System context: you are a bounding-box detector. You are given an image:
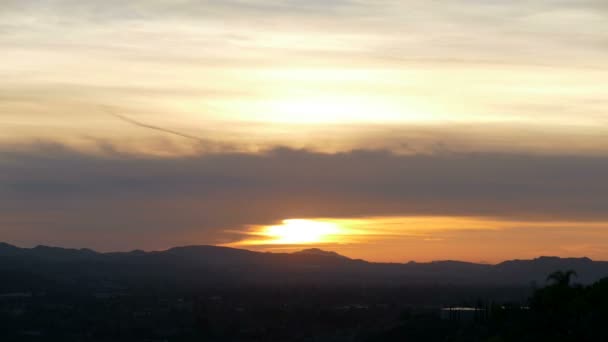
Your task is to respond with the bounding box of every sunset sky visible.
[2,0,608,263]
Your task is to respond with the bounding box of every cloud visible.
[2,0,607,155]
[1,0,608,256]
[2,144,608,250]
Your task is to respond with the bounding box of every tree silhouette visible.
[547,270,577,287]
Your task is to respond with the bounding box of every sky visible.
[1,0,608,263]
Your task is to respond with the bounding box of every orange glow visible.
[228,217,608,263]
[234,216,498,247]
[265,219,340,244]
[238,219,350,245]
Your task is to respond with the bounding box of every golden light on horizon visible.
[259,219,342,245]
[227,216,608,263]
[233,216,495,248]
[229,218,372,248]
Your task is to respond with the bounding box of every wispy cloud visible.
[1,0,607,155]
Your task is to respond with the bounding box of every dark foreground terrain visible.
[1,243,607,341]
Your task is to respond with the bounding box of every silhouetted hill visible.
[293,248,350,259]
[495,256,601,284]
[1,242,608,292]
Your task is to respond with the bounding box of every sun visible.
[231,218,365,247]
[261,219,341,244]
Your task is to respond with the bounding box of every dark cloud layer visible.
[2,144,608,250]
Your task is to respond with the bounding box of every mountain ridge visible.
[1,241,600,264]
[1,242,607,288]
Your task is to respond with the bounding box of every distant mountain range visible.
[1,243,607,293]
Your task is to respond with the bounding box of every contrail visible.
[102,107,235,152]
[108,112,205,142]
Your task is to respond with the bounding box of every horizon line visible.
[0,241,598,265]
